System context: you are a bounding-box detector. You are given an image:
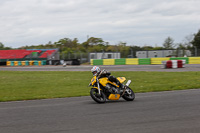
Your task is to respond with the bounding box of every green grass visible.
[0,71,200,102]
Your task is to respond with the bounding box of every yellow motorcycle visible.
[89,70,135,103]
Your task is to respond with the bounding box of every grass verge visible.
[0,71,200,102]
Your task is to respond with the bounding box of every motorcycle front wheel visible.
[90,88,106,103]
[122,87,135,101]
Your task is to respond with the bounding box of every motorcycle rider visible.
[91,66,125,91]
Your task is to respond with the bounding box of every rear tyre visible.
[122,87,135,101]
[90,88,106,103]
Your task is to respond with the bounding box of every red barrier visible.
[177,60,183,68]
[163,60,184,69]
[166,60,172,68]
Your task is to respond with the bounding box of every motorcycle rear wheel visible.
[122,87,135,101]
[90,88,106,103]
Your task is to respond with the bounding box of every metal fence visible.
[126,49,200,58]
[60,49,200,63]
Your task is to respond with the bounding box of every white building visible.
[89,52,120,60]
[136,50,191,58]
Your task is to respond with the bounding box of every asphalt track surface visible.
[1,64,200,71]
[0,89,200,133]
[0,64,200,133]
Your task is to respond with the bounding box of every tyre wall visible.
[6,60,46,66]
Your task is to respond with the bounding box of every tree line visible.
[1,29,200,58]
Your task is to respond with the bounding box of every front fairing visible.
[91,76,97,86]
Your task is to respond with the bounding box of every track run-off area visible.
[0,64,200,133]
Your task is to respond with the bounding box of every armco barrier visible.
[90,59,93,65]
[151,58,170,65]
[103,59,115,65]
[91,57,200,66]
[189,57,200,64]
[139,58,151,65]
[126,58,138,65]
[93,59,103,65]
[115,58,126,65]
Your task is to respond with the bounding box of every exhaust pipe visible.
[126,80,131,86]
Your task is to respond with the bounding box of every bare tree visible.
[163,37,176,49]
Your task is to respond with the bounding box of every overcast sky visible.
[0,0,200,48]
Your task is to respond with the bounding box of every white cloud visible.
[0,0,200,48]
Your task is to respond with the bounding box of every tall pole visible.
[194,46,197,56]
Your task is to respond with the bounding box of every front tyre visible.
[90,88,106,103]
[122,87,135,101]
